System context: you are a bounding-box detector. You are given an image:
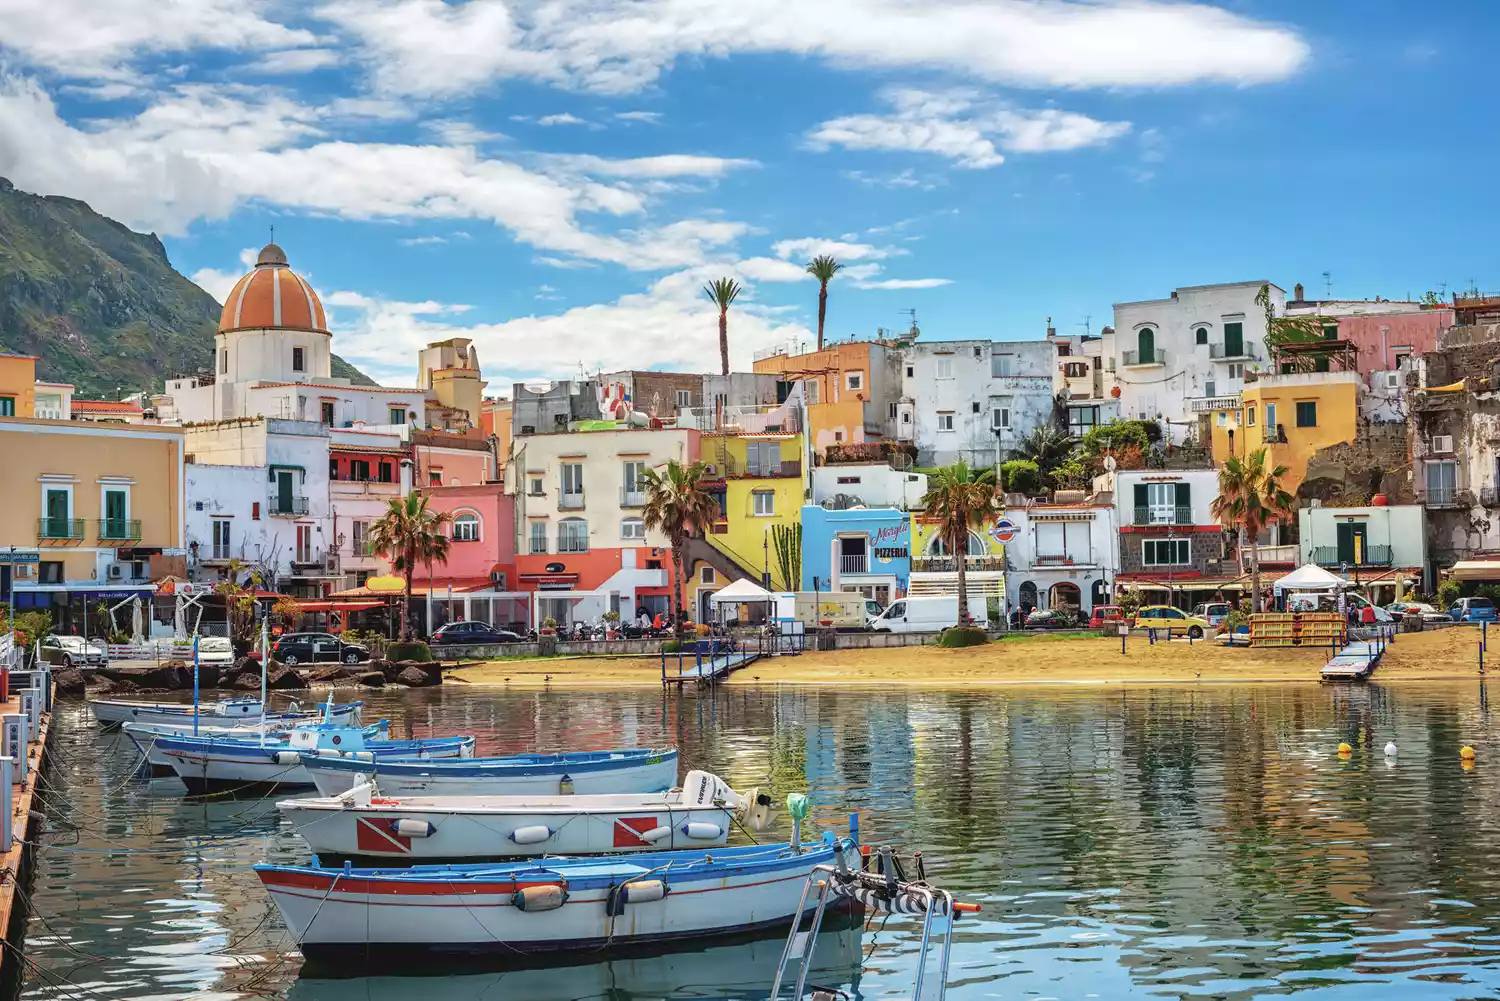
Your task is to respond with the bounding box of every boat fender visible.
[508,825,554,845]
[394,819,434,838]
[351,751,374,762]
[606,879,669,915]
[638,826,672,843]
[275,751,302,766]
[681,822,724,840]
[513,884,568,912]
[559,774,574,795]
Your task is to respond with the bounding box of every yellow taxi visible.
[1133,605,1211,638]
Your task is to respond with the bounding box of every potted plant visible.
[540,616,558,637]
[602,610,621,639]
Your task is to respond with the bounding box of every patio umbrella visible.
[131,597,145,645]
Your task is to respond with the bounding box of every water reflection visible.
[20,681,1500,1000]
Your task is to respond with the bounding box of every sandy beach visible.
[447,626,1492,687]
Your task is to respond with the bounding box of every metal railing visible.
[839,554,868,574]
[559,491,585,511]
[267,494,310,516]
[620,487,647,508]
[910,556,1007,572]
[675,403,801,434]
[1483,486,1500,507]
[1312,545,1393,567]
[1420,486,1462,507]
[98,518,142,541]
[38,518,84,540]
[1188,395,1242,413]
[1256,543,1300,564]
[557,535,589,554]
[1133,505,1192,526]
[1208,343,1256,360]
[1122,349,1167,367]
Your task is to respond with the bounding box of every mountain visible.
[0,178,374,398]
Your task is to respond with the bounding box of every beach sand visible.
[447,626,1490,688]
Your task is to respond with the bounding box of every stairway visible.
[683,536,761,585]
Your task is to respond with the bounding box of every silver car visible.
[38,635,108,668]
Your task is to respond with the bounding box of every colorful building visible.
[328,427,408,589]
[1209,371,1361,497]
[801,505,911,606]
[417,338,485,430]
[0,352,39,417]
[1111,467,1240,607]
[1001,497,1118,615]
[753,341,901,454]
[908,511,1006,608]
[420,484,527,632]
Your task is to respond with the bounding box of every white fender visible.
[275,751,301,766]
[681,822,724,840]
[394,819,433,838]
[513,885,567,912]
[509,825,554,845]
[621,880,667,903]
[639,825,672,843]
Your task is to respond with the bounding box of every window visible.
[714,392,728,412]
[452,512,480,541]
[1247,405,1257,427]
[905,365,914,378]
[991,354,1013,377]
[1204,380,1216,398]
[845,371,864,392]
[1265,402,1278,434]
[1216,411,1228,427]
[0,396,13,417]
[971,402,981,414]
[1322,324,1339,341]
[38,561,63,584]
[529,521,547,554]
[251,502,260,520]
[378,462,393,483]
[1136,481,1189,524]
[329,458,339,480]
[993,408,1011,429]
[351,459,371,481]
[1142,539,1191,566]
[529,476,545,496]
[1063,362,1088,378]
[1068,406,1099,437]
[937,413,955,432]
[621,517,645,540]
[753,491,775,517]
[700,566,716,584]
[389,407,405,425]
[888,402,898,420]
[293,347,306,372]
[320,401,335,426]
[1195,326,1208,345]
[833,430,844,442]
[220,349,228,374]
[676,389,692,408]
[1137,327,1156,363]
[42,486,71,538]
[1426,460,1457,504]
[746,440,781,476]
[103,487,129,538]
[561,463,584,501]
[557,518,588,552]
[295,524,313,563]
[1056,343,1071,357]
[803,380,819,405]
[428,471,441,487]
[935,358,955,379]
[351,520,368,556]
[211,518,231,560]
[902,412,911,425]
[1296,401,1317,427]
[837,476,862,484]
[1222,321,1244,357]
[622,460,646,498]
[1227,362,1245,380]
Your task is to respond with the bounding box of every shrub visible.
[1437,579,1461,609]
[1001,459,1043,495]
[937,626,989,648]
[661,639,684,653]
[387,640,433,662]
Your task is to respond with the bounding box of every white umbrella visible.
[131,597,145,645]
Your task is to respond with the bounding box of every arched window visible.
[927,531,986,557]
[1137,327,1156,364]
[621,517,645,541]
[558,518,589,553]
[1195,326,1209,345]
[451,512,481,542]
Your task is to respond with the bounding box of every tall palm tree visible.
[640,459,719,637]
[1211,448,1296,613]
[1013,424,1075,475]
[702,278,742,376]
[805,255,843,351]
[368,492,452,641]
[920,461,1001,626]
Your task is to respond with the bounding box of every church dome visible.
[218,242,328,335]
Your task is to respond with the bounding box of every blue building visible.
[801,505,911,606]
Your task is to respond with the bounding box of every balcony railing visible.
[1312,545,1393,567]
[839,554,869,574]
[98,519,142,541]
[1483,486,1500,507]
[1133,505,1193,526]
[38,517,84,541]
[1420,486,1467,508]
[1267,423,1289,444]
[557,536,589,554]
[675,403,801,434]
[620,487,647,508]
[1208,343,1257,360]
[1122,349,1167,367]
[1256,543,1300,564]
[1188,395,1242,413]
[744,459,802,479]
[559,491,585,511]
[910,556,1007,573]
[1034,554,1089,567]
[267,494,310,516]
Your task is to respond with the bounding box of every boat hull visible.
[91,698,359,731]
[164,737,474,794]
[257,836,856,961]
[304,749,679,798]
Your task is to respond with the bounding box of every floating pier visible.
[1320,634,1390,681]
[0,661,56,984]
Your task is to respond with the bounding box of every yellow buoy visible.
[1461,745,1477,761]
[1338,742,1353,755]
[1463,759,1477,772]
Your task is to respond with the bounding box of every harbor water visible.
[19,681,1500,1000]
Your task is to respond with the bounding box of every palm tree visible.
[920,461,1001,626]
[702,278,742,376]
[1013,424,1075,475]
[805,255,843,351]
[368,492,452,641]
[640,459,719,637]
[1211,448,1296,613]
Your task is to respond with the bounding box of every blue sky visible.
[0,1,1488,389]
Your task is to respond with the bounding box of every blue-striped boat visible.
[302,746,679,798]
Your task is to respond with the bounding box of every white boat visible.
[123,719,389,773]
[90,696,361,731]
[255,831,859,962]
[277,770,776,862]
[301,747,680,798]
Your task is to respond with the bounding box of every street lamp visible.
[763,529,771,591]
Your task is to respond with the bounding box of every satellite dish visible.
[1103,455,1118,472]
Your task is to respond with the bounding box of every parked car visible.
[1134,605,1210,639]
[1025,608,1075,630]
[37,635,107,668]
[869,595,985,633]
[1450,597,1499,623]
[272,632,370,666]
[1386,601,1451,625]
[431,622,525,645]
[1088,605,1125,629]
[1190,602,1232,628]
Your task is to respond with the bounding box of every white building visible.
[1001,495,1119,616]
[1051,328,1120,438]
[811,462,928,509]
[329,427,412,589]
[1113,282,1285,444]
[899,339,1055,468]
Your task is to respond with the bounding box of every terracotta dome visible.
[218,242,328,334]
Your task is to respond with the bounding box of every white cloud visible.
[426,120,506,145]
[615,110,662,123]
[844,168,941,190]
[252,48,343,75]
[771,237,896,262]
[733,257,811,283]
[536,113,586,126]
[540,153,757,178]
[399,235,447,245]
[854,277,952,290]
[809,88,1130,168]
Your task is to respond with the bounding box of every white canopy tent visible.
[1272,563,1348,595]
[709,578,776,625]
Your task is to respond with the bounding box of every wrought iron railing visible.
[98,518,142,541]
[1312,545,1393,567]
[1133,505,1192,526]
[910,556,1006,572]
[38,518,84,540]
[267,494,310,516]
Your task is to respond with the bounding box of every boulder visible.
[112,679,141,694]
[54,668,87,698]
[392,660,443,686]
[232,672,262,691]
[307,665,350,684]
[356,671,386,688]
[267,664,307,690]
[394,666,436,687]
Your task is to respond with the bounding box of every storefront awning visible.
[1449,560,1500,582]
[296,600,384,612]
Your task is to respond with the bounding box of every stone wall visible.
[1118,530,1227,575]
[1302,423,1415,504]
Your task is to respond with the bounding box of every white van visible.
[870,595,987,633]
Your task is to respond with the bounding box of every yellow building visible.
[752,341,898,454]
[418,337,486,429]
[0,352,40,417]
[1209,371,1361,495]
[1,416,186,631]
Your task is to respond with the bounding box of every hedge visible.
[937,626,990,648]
[387,641,434,663]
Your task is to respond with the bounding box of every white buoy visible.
[1385,742,1398,757]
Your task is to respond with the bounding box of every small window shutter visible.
[1133,484,1147,508]
[1175,482,1190,509]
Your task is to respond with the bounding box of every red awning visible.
[296,600,385,611]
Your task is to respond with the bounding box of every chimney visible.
[1294,282,1305,301]
[1101,326,1114,336]
[1046,316,1056,339]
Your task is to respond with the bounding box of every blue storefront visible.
[801,505,911,606]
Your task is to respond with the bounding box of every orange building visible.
[753,342,901,454]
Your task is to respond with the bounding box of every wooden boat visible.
[124,720,389,774]
[301,747,680,798]
[255,832,858,961]
[90,696,361,731]
[160,724,476,794]
[277,770,776,863]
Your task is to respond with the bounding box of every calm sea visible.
[18,682,1500,1000]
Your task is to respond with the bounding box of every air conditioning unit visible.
[14,565,34,579]
[324,555,338,572]
[703,463,718,475]
[1386,372,1401,389]
[107,564,124,580]
[490,570,506,587]
[1432,435,1454,454]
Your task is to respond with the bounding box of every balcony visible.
[1312,545,1393,567]
[839,554,869,574]
[1266,424,1289,444]
[1122,349,1167,368]
[1208,343,1258,360]
[744,459,802,479]
[330,479,400,496]
[911,556,1007,573]
[98,519,142,542]
[1034,553,1092,568]
[675,403,801,434]
[38,517,84,541]
[1133,505,1193,526]
[1256,543,1300,565]
[1420,487,1470,509]
[1483,486,1500,507]
[1188,395,1242,413]
[268,494,310,516]
[557,536,589,554]
[620,487,647,508]
[559,491,585,511]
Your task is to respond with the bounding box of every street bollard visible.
[0,756,12,852]
[2,715,25,786]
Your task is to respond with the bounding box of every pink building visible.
[413,429,494,488]
[426,484,516,589]
[1335,308,1454,375]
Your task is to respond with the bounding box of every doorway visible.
[1336,522,1367,565]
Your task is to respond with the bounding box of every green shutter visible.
[1175,482,1190,509]
[1134,484,1147,507]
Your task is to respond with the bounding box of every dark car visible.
[1025,608,1075,630]
[272,632,369,666]
[431,621,525,645]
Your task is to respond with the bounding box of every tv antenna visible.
[1081,312,1092,337]
[900,308,920,339]
[1322,271,1332,299]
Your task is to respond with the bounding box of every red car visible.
[1089,605,1124,629]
